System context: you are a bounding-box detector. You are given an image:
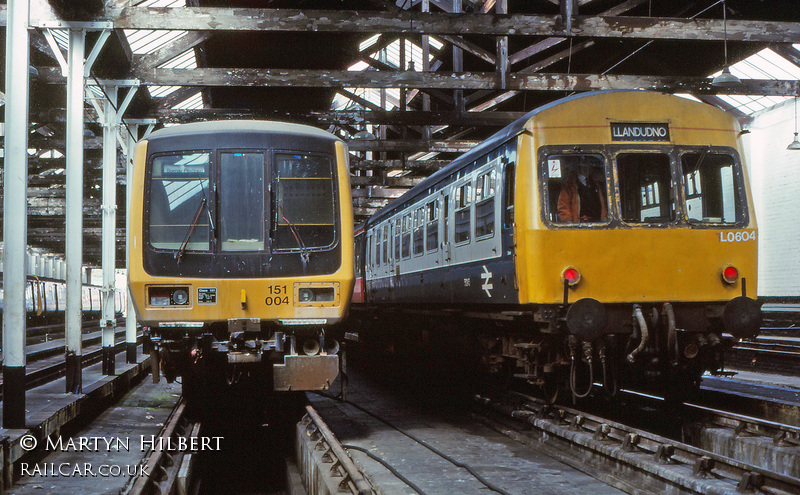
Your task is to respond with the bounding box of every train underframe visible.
[352,296,761,402]
[490,300,746,402]
[147,320,341,399]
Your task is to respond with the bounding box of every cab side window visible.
[544,153,607,225]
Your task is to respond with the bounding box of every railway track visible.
[298,405,374,495]
[124,400,202,495]
[720,302,800,374]
[122,397,374,495]
[727,335,800,375]
[681,402,800,476]
[474,392,800,494]
[22,317,127,345]
[760,303,800,334]
[0,330,140,401]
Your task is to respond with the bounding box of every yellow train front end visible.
[128,121,354,393]
[513,91,760,395]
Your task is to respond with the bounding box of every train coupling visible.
[722,296,762,339]
[227,338,263,364]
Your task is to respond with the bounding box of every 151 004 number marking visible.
[719,231,756,243]
[266,285,289,305]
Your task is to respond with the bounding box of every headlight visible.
[172,289,189,305]
[298,288,314,302]
[147,286,190,307]
[294,283,339,306]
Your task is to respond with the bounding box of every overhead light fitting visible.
[396,60,424,85]
[712,67,741,88]
[397,4,423,86]
[788,96,800,151]
[352,130,376,140]
[711,0,741,88]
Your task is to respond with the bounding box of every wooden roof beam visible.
[348,139,479,153]
[508,0,647,66]
[350,159,451,171]
[100,8,800,43]
[91,67,800,96]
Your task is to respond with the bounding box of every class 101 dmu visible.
[353,90,761,401]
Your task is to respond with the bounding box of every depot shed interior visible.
[0,0,799,296]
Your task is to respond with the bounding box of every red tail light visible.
[721,265,739,284]
[562,267,581,287]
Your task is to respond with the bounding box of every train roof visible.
[366,89,721,226]
[146,120,341,142]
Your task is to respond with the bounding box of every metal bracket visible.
[42,26,112,78]
[37,21,114,30]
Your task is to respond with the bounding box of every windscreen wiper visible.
[279,204,309,263]
[175,197,207,264]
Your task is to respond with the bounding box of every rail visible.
[475,392,800,494]
[299,405,373,495]
[125,400,199,495]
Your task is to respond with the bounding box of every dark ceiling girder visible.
[77,67,800,96]
[436,34,496,65]
[351,159,451,171]
[183,110,525,127]
[348,139,479,152]
[351,176,423,187]
[101,8,800,43]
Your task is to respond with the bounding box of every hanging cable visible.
[602,0,725,75]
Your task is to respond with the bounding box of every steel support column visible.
[2,0,31,429]
[65,28,86,393]
[101,85,118,375]
[56,27,111,391]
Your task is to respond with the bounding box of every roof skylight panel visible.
[172,92,204,110]
[710,47,799,115]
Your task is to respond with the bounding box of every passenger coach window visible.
[394,221,401,260]
[413,207,425,256]
[402,214,411,259]
[220,152,265,250]
[426,200,439,252]
[273,153,335,250]
[681,151,742,224]
[476,170,496,238]
[455,182,472,243]
[375,228,382,265]
[382,224,389,264]
[25,283,35,312]
[148,152,211,250]
[544,153,607,225]
[617,153,675,224]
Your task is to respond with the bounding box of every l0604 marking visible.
[719,231,756,243]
